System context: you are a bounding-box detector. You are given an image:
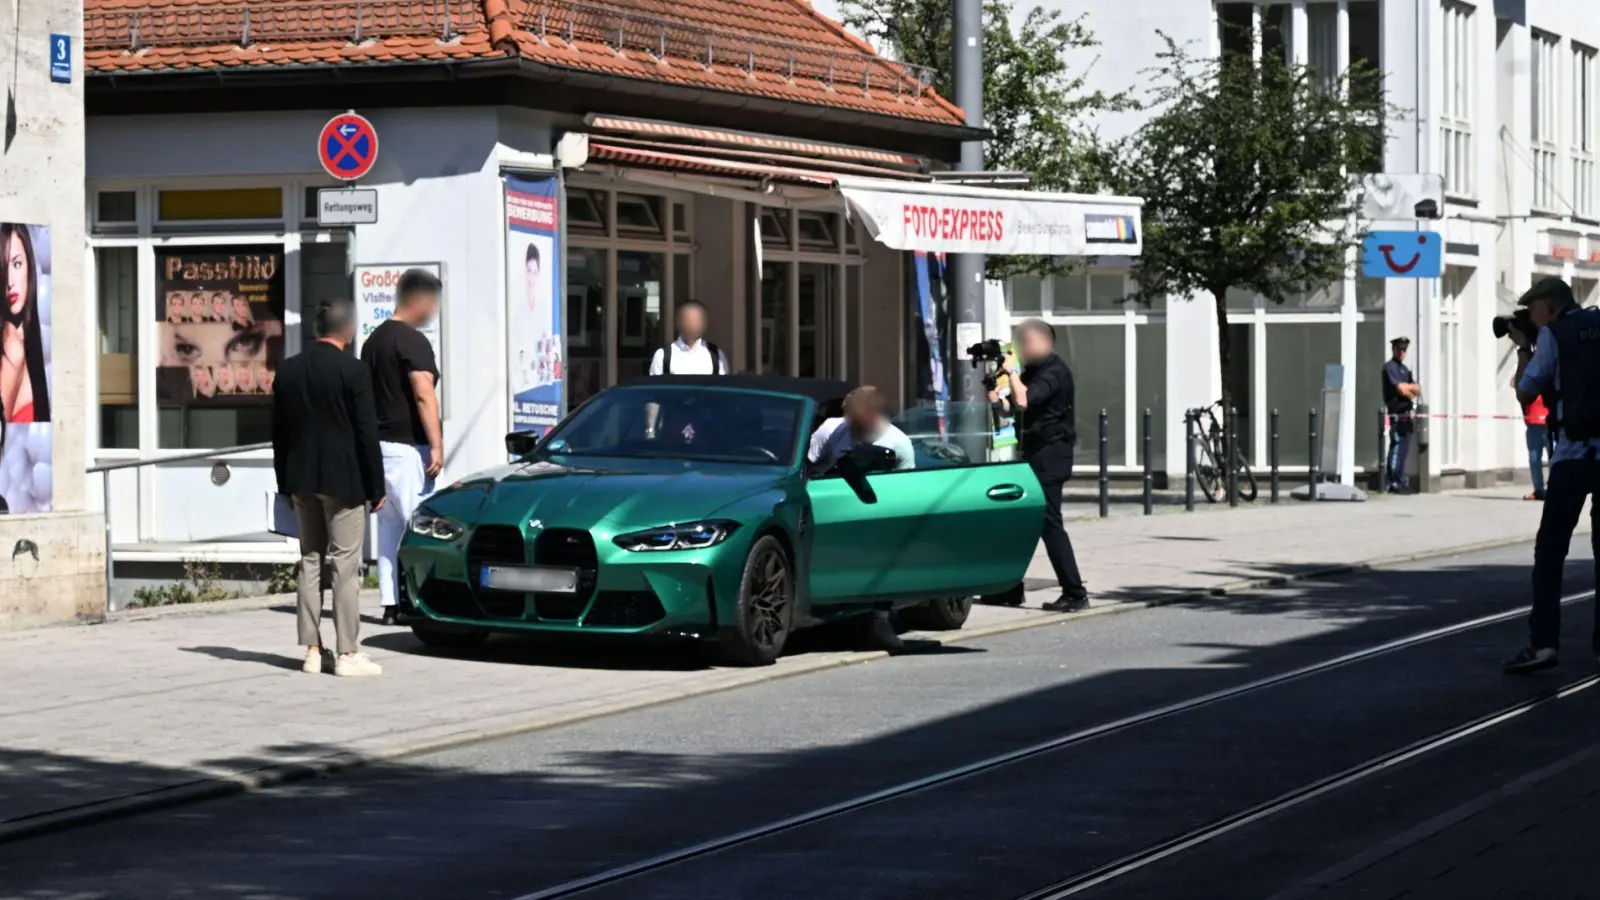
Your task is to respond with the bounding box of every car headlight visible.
[613,520,740,552]
[409,510,464,541]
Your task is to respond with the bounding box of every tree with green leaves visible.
[1097,36,1388,484]
[839,0,1132,277]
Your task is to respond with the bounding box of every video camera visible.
[967,339,1007,390]
[1492,309,1537,346]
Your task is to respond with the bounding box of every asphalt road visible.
[1,542,1595,900]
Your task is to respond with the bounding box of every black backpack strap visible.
[662,342,673,375]
[706,341,722,374]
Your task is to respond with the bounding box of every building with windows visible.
[77,0,1140,593]
[0,1,98,627]
[813,0,1600,490]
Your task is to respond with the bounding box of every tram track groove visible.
[510,591,1595,900]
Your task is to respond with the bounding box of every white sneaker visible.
[302,647,326,674]
[334,652,383,677]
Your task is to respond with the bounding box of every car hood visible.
[429,460,786,531]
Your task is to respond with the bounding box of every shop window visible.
[760,208,790,248]
[1265,321,1340,466]
[299,242,350,353]
[1354,315,1388,470]
[568,190,607,235]
[618,251,664,377]
[1010,276,1044,315]
[300,185,347,224]
[1356,275,1385,310]
[1050,272,1088,312]
[1268,281,1343,311]
[845,268,862,382]
[1135,320,1167,470]
[798,263,836,377]
[760,262,792,375]
[672,202,690,239]
[155,244,286,448]
[566,247,606,407]
[797,211,838,252]
[157,188,284,223]
[95,191,137,230]
[614,193,665,239]
[1088,274,1127,309]
[1049,323,1126,463]
[97,247,139,449]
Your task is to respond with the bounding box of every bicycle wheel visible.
[1194,433,1226,503]
[1234,457,1259,502]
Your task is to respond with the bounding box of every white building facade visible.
[814,0,1600,490]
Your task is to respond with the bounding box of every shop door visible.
[798,262,835,379]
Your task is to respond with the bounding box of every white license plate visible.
[479,565,578,593]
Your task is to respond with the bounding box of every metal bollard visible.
[1142,408,1153,516]
[1270,408,1281,504]
[1308,408,1320,501]
[1226,407,1240,508]
[1184,410,1197,512]
[1098,409,1110,518]
[1377,410,1389,493]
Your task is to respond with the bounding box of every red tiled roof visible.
[83,0,965,127]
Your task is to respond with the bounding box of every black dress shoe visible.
[979,584,1027,607]
[380,607,400,627]
[865,611,905,651]
[1041,593,1090,614]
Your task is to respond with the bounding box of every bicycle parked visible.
[1191,402,1258,503]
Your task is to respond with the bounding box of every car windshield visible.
[534,387,806,466]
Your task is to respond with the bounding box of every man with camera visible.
[983,319,1089,614]
[1504,277,1600,674]
[1498,309,1552,501]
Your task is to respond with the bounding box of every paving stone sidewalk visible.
[0,485,1567,834]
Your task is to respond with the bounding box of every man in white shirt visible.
[807,386,916,473]
[649,301,728,375]
[806,386,915,652]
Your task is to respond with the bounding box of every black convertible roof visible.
[616,375,852,404]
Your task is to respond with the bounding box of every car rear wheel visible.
[901,596,974,631]
[410,626,490,651]
[717,535,794,667]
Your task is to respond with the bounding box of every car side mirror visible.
[505,430,540,457]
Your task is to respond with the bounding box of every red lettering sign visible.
[900,203,1006,244]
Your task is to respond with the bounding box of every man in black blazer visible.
[272,299,385,677]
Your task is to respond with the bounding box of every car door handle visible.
[986,484,1026,502]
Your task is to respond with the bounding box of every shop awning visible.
[580,140,1144,258]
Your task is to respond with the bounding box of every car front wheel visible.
[901,596,974,631]
[717,534,794,666]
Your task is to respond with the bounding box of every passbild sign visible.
[838,180,1143,257]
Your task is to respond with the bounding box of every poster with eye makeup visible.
[153,247,286,406]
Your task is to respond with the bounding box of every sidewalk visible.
[0,486,1565,837]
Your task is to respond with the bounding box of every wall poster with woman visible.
[154,248,285,438]
[0,223,53,514]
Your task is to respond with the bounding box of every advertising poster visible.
[0,223,53,514]
[353,263,444,412]
[504,173,564,436]
[154,246,286,407]
[912,251,949,440]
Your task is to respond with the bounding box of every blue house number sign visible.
[49,34,71,84]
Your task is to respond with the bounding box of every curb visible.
[0,533,1538,844]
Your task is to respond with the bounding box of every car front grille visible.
[583,590,667,628]
[417,577,477,619]
[468,525,530,619]
[531,529,598,621]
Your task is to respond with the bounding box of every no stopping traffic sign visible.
[318,112,379,182]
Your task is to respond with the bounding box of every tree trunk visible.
[1212,289,1236,502]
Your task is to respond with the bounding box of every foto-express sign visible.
[840,182,1142,257]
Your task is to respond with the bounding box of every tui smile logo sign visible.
[1361,230,1443,279]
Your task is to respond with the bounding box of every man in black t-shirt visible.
[360,269,444,624]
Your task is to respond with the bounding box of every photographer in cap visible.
[983,319,1088,613]
[1504,276,1600,673]
[1382,337,1421,493]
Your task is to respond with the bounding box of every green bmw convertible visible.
[395,375,1047,665]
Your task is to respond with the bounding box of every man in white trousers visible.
[360,269,444,625]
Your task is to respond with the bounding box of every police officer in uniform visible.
[984,319,1089,613]
[1505,277,1600,673]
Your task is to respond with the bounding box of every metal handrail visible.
[89,441,275,612]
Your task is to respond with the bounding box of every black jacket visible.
[1016,354,1076,455]
[272,341,384,505]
